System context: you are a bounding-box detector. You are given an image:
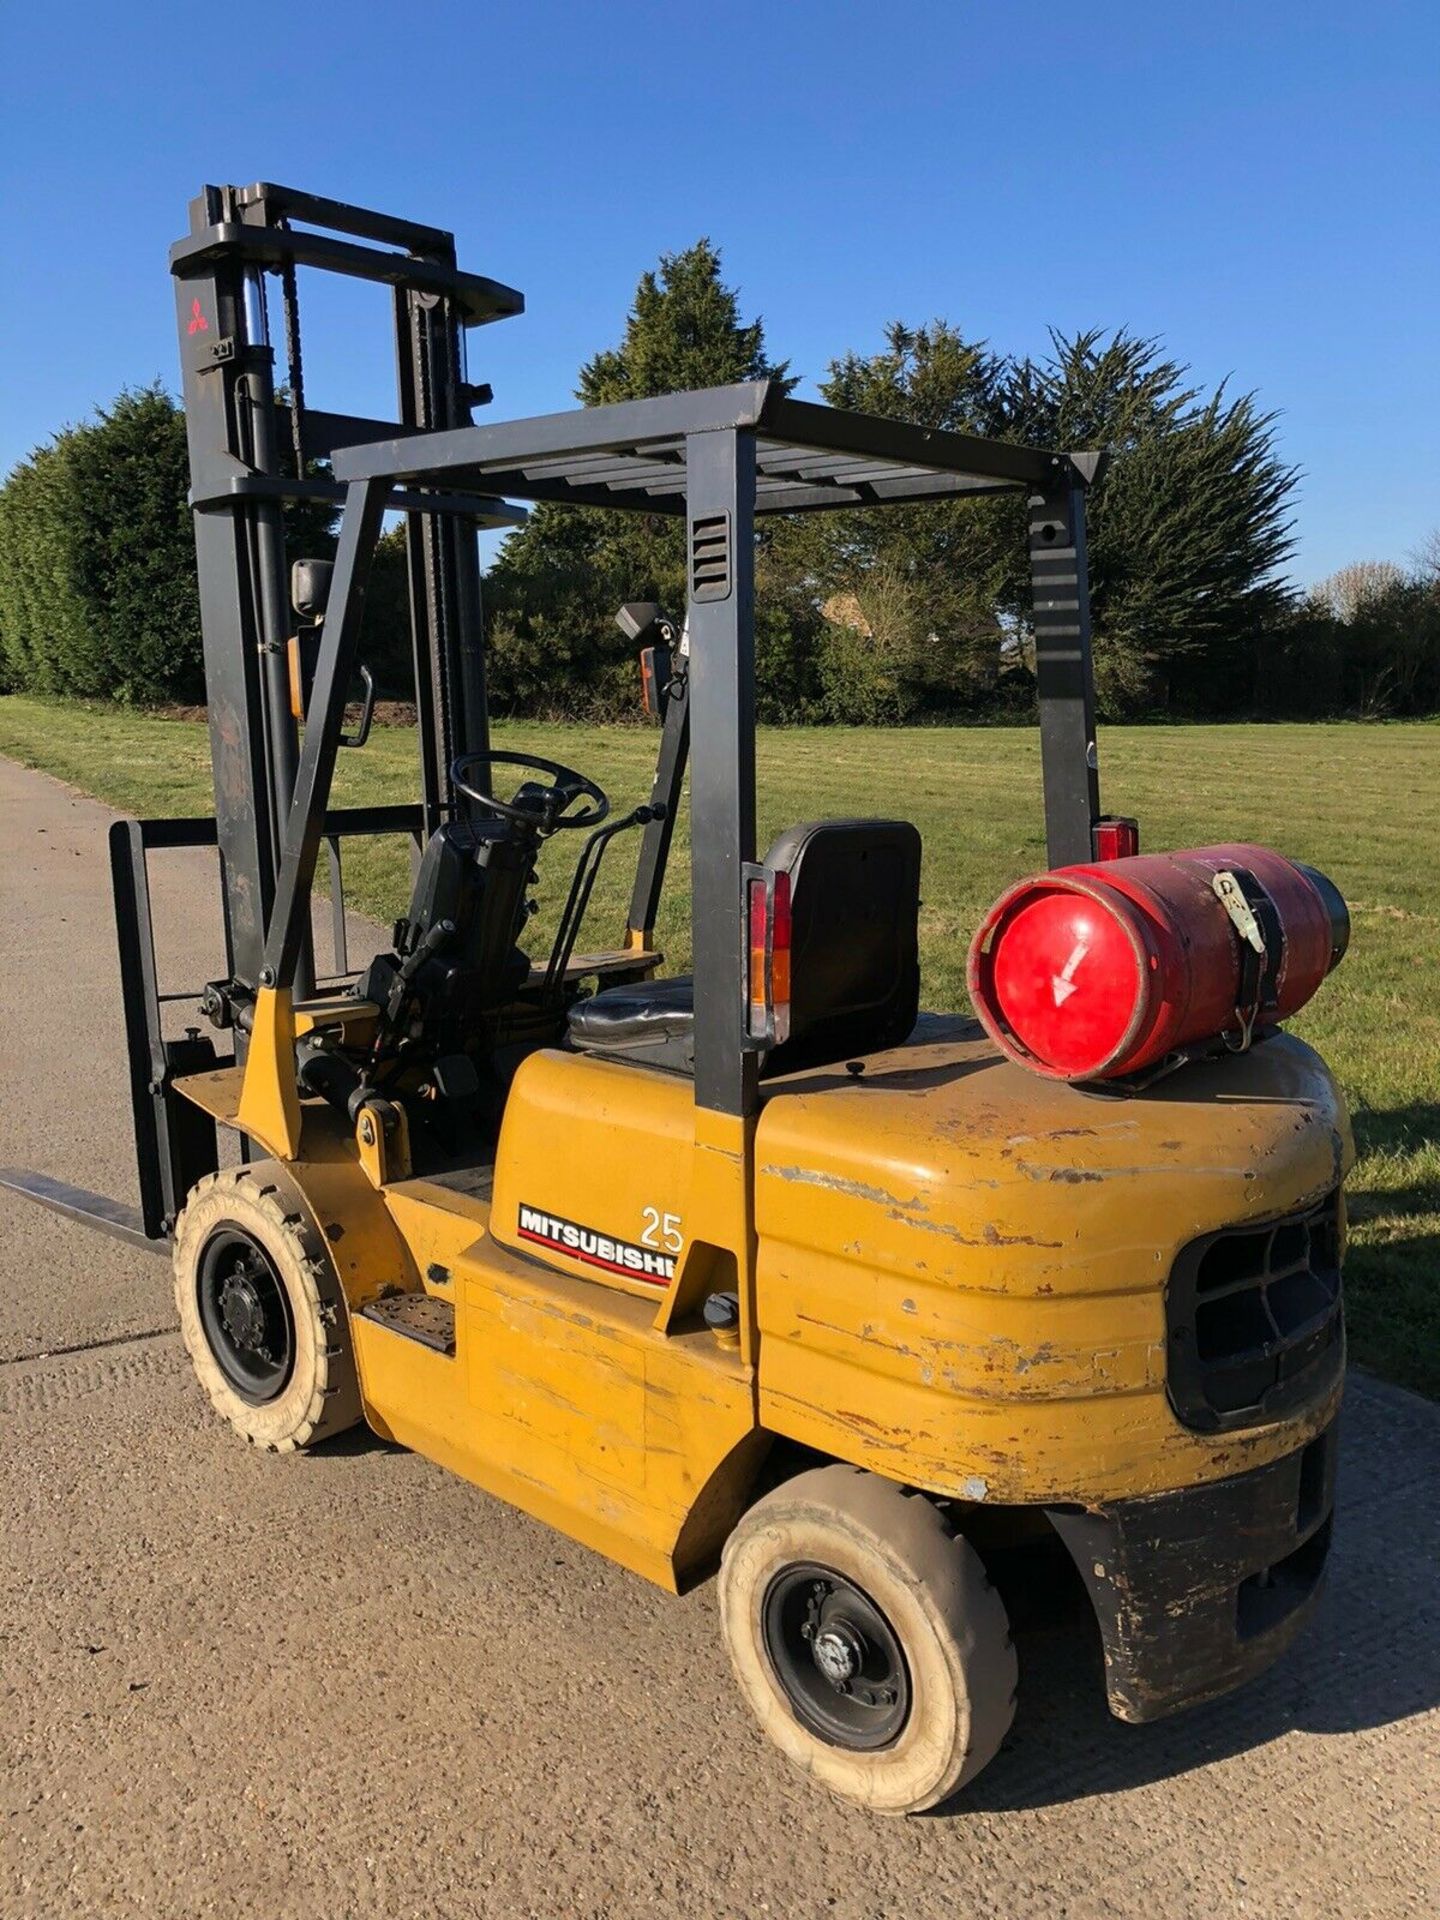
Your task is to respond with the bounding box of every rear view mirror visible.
[615,601,668,644]
[291,557,334,621]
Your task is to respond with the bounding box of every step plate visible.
[359,1292,456,1355]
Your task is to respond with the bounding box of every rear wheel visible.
[174,1165,361,1452]
[718,1464,1016,1813]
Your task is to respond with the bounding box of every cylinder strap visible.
[1212,867,1284,1049]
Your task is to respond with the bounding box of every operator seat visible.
[566,819,922,1077]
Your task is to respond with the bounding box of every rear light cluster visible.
[1091,815,1140,862]
[744,863,792,1047]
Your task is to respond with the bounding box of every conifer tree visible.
[486,241,786,715]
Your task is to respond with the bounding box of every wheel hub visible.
[196,1228,295,1406]
[219,1271,268,1351]
[762,1563,911,1750]
[811,1620,864,1688]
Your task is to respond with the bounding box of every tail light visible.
[1092,815,1140,861]
[638,644,672,718]
[744,864,791,1047]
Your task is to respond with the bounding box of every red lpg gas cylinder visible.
[967,844,1348,1082]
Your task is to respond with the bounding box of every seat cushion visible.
[567,974,695,1072]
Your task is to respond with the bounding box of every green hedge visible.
[0,385,203,703]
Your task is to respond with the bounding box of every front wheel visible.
[173,1165,361,1452]
[718,1465,1017,1813]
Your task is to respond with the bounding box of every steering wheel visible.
[450,750,610,834]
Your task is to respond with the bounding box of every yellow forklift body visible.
[352,1211,761,1589]
[177,1047,761,1590]
[488,1050,699,1305]
[753,1019,1350,1505]
[176,1007,1349,1589]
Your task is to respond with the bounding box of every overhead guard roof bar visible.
[331,381,1081,516]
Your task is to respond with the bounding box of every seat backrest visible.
[399,819,533,1014]
[762,818,921,1075]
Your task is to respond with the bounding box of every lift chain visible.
[279,241,305,479]
[415,300,458,782]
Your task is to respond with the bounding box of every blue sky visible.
[2,0,1436,585]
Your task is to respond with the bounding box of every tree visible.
[767,323,1014,719]
[67,385,205,701]
[1308,559,1406,625]
[356,524,417,699]
[575,241,781,406]
[0,385,203,702]
[1011,333,1300,713]
[487,240,788,715]
[0,435,88,693]
[1306,556,1440,716]
[0,383,345,705]
[777,326,1301,718]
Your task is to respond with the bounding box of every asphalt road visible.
[2,754,1437,1920]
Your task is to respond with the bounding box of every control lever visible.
[386,917,455,1021]
[340,664,376,748]
[543,806,665,998]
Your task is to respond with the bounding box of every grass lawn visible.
[2,695,1436,1399]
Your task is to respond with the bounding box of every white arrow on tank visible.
[1051,939,1090,1007]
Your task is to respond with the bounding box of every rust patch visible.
[1015,1160,1104,1184]
[835,1409,910,1449]
[764,1164,924,1210]
[885,1210,1061,1250]
[1011,1342,1058,1374]
[796,1311,918,1363]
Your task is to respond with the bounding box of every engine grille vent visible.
[689,511,732,602]
[1166,1191,1344,1432]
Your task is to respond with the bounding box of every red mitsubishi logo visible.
[188,299,209,336]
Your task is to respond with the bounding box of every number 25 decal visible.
[640,1207,684,1255]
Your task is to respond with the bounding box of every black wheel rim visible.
[761,1562,911,1750]
[196,1228,295,1405]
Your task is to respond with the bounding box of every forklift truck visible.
[3,184,1353,1814]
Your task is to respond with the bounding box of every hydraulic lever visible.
[543,806,666,999]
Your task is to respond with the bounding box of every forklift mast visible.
[168,182,525,993]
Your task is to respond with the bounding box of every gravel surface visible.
[3,755,1437,1919]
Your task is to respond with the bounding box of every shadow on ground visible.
[313,1367,1440,1819]
[952,1375,1440,1814]
[1349,1100,1440,1161]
